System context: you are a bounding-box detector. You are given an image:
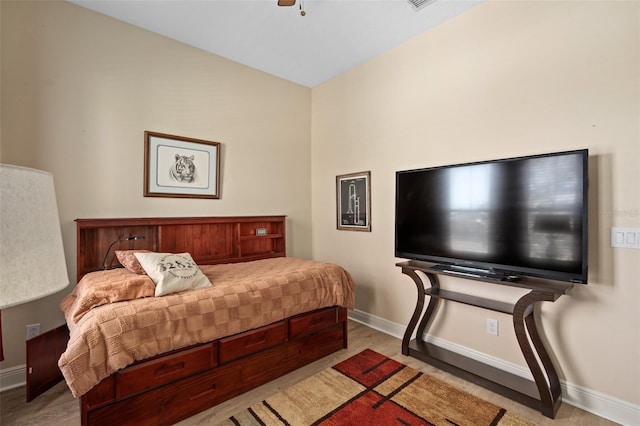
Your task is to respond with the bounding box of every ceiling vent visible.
[407,0,438,11]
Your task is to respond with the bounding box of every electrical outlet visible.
[26,323,40,340]
[486,318,498,336]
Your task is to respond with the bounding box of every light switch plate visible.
[611,228,640,249]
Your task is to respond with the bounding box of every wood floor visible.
[0,320,620,425]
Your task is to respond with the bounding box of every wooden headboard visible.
[75,216,286,282]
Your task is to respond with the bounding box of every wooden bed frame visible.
[27,216,349,426]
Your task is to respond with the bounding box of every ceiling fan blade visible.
[277,0,296,6]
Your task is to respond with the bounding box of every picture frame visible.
[144,131,221,199]
[336,171,371,231]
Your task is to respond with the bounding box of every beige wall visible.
[312,0,639,406]
[0,1,311,368]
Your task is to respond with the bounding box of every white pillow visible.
[133,252,211,296]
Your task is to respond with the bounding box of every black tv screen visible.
[395,150,588,283]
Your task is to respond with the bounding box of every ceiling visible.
[69,0,482,88]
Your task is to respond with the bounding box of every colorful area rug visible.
[221,349,535,425]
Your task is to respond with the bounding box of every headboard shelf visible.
[76,216,286,282]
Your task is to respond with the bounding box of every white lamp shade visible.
[0,164,69,309]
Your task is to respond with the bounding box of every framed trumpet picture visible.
[336,171,371,231]
[144,131,221,199]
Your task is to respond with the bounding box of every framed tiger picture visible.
[144,131,221,199]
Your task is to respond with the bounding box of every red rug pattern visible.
[222,349,535,426]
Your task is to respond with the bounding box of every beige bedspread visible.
[58,257,355,398]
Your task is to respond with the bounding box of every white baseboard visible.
[348,309,640,426]
[0,364,26,393]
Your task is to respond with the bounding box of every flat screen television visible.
[395,149,588,284]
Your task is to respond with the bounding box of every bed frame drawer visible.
[81,307,348,426]
[218,321,286,364]
[86,322,346,426]
[115,343,216,399]
[289,306,339,338]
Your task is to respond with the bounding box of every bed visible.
[29,216,355,426]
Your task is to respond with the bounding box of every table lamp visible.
[0,164,69,362]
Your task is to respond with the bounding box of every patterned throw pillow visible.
[115,250,151,274]
[133,252,212,296]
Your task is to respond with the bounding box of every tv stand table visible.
[397,260,573,418]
